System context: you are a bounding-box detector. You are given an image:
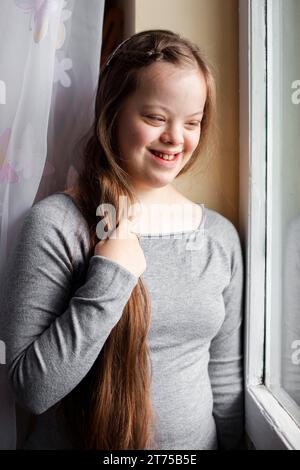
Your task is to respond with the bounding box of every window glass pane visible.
[267,0,300,424]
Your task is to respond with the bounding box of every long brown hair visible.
[60,29,217,450]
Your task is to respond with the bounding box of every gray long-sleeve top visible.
[0,192,244,450]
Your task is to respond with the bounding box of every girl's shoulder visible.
[203,206,242,254]
[174,192,241,249]
[30,191,87,230]
[22,192,91,256]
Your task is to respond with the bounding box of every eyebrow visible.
[141,104,204,117]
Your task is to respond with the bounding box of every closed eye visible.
[187,121,201,127]
[146,116,201,127]
[147,115,165,121]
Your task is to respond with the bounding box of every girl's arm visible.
[0,200,138,415]
[208,226,245,450]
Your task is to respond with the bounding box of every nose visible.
[160,123,184,147]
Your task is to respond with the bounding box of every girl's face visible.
[116,61,207,193]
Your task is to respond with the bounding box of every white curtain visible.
[0,0,105,449]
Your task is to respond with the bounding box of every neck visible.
[132,184,181,207]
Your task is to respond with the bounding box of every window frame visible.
[239,0,300,450]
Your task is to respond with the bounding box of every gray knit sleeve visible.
[1,200,138,415]
[208,222,245,450]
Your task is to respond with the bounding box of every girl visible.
[2,29,244,450]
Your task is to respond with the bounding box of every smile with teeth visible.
[151,150,180,161]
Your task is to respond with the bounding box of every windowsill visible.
[246,385,300,449]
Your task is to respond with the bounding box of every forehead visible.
[133,61,207,110]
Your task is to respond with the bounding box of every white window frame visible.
[239,0,300,450]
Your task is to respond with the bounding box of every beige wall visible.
[125,0,239,226]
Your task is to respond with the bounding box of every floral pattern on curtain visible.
[0,0,105,449]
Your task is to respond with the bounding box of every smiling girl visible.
[2,30,244,450]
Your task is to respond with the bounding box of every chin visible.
[149,177,176,188]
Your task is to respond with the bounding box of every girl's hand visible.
[94,208,146,278]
